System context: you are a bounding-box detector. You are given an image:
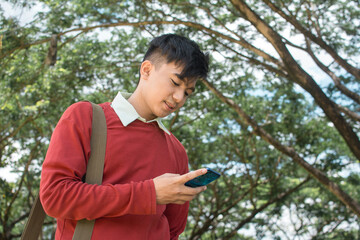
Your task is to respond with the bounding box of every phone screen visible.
[185,168,221,188]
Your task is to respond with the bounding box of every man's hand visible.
[153,169,208,205]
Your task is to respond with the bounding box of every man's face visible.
[141,60,196,120]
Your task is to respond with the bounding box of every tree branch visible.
[201,77,360,217]
[230,0,360,162]
[3,141,41,226]
[223,176,311,239]
[336,104,360,122]
[0,116,33,145]
[261,0,360,79]
[208,33,288,78]
[305,38,360,105]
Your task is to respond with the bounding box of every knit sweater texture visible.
[40,102,189,240]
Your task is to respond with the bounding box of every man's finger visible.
[180,168,207,184]
[183,185,207,196]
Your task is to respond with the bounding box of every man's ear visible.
[139,60,153,81]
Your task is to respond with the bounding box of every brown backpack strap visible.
[72,102,107,240]
[20,194,46,240]
[21,102,107,240]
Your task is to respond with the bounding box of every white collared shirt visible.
[111,92,171,135]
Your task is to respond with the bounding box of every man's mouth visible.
[165,101,176,110]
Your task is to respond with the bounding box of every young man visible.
[40,34,210,239]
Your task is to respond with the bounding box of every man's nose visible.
[173,89,185,103]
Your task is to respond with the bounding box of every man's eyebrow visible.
[174,73,184,81]
[174,73,195,92]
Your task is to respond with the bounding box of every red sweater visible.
[40,102,189,240]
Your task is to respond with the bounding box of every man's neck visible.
[127,90,155,121]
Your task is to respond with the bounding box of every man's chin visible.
[157,111,174,119]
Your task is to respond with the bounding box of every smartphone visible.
[185,168,221,188]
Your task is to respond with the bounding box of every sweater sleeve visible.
[40,102,157,220]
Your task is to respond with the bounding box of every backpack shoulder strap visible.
[20,194,46,240]
[72,102,107,240]
[82,102,107,185]
[21,102,107,240]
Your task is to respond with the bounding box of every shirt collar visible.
[111,92,171,135]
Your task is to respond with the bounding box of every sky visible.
[1,1,43,25]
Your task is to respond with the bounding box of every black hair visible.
[142,34,209,83]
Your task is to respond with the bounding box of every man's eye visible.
[171,79,180,86]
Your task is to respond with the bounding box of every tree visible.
[1,0,359,239]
